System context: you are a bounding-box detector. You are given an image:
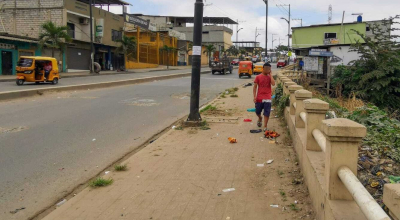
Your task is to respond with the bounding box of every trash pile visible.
[264,130,280,139]
[357,146,400,206]
[228,137,237,143]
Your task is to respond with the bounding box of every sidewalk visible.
[0,65,207,82]
[42,85,315,220]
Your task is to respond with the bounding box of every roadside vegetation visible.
[89,177,113,188]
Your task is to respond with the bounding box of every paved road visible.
[0,69,256,220]
[0,68,210,93]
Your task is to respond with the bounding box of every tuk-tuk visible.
[253,62,265,75]
[238,61,253,78]
[16,56,60,86]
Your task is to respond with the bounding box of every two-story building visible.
[0,0,128,74]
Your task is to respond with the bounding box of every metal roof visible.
[132,14,237,25]
[77,0,130,5]
[0,33,38,43]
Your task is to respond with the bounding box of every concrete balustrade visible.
[288,85,303,115]
[284,81,296,95]
[278,64,390,220]
[295,90,312,128]
[383,184,400,220]
[321,118,367,200]
[304,99,329,151]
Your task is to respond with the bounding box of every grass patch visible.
[90,177,113,187]
[175,126,183,130]
[230,94,238,98]
[220,94,226,98]
[289,203,300,211]
[199,120,211,130]
[200,105,217,113]
[279,189,287,201]
[114,164,128,171]
[277,170,284,176]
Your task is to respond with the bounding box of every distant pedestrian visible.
[299,60,304,70]
[253,63,276,131]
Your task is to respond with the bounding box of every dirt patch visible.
[0,126,28,134]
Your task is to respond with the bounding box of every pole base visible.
[183,120,202,127]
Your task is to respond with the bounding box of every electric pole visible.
[272,34,277,51]
[278,3,290,64]
[187,0,204,122]
[89,0,94,73]
[263,0,268,55]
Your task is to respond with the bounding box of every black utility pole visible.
[263,0,268,56]
[89,0,94,73]
[288,4,291,65]
[187,0,204,122]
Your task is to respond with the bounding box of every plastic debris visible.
[56,199,67,207]
[92,138,96,141]
[222,188,235,192]
[244,83,253,87]
[10,207,25,214]
[250,129,262,133]
[244,119,252,122]
[295,200,298,204]
[371,181,380,188]
[389,175,400,183]
[105,171,110,174]
[228,137,237,143]
[172,126,176,129]
[257,164,265,167]
[270,204,279,208]
[265,130,280,138]
[247,108,256,112]
[266,159,274,164]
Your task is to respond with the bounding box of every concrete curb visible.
[0,70,209,101]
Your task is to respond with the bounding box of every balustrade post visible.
[288,85,303,115]
[295,90,312,128]
[321,118,366,200]
[284,81,296,96]
[304,99,329,151]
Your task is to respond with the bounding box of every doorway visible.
[2,51,13,75]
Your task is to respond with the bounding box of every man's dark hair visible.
[263,63,271,67]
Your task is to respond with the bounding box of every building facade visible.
[0,0,127,74]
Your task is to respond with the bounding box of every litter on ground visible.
[257,164,265,167]
[270,204,279,208]
[244,119,252,122]
[250,129,262,133]
[222,188,235,192]
[228,137,237,143]
[267,159,274,164]
[247,108,256,112]
[265,130,280,138]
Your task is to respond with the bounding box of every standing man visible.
[253,63,275,131]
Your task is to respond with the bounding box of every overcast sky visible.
[110,0,400,49]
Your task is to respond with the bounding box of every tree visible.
[240,49,247,58]
[254,48,263,57]
[333,16,400,111]
[116,35,137,61]
[226,46,239,57]
[203,44,216,63]
[38,21,72,58]
[275,45,289,52]
[160,45,176,69]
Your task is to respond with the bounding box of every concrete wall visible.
[292,23,366,49]
[329,45,361,66]
[2,0,65,38]
[64,0,124,47]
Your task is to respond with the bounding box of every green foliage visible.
[114,164,128,171]
[331,65,358,98]
[347,105,400,161]
[316,94,348,117]
[289,203,300,211]
[273,83,289,117]
[240,49,247,57]
[116,35,137,59]
[199,120,210,130]
[38,21,72,57]
[89,177,113,187]
[200,105,217,113]
[332,16,400,111]
[226,46,239,56]
[203,44,216,61]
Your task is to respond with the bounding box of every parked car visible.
[231,59,240,66]
[277,60,286,68]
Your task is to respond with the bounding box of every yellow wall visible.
[125,31,178,67]
[188,45,209,65]
[125,62,158,69]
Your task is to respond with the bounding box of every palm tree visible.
[240,49,247,59]
[38,21,72,58]
[160,45,176,69]
[227,46,239,57]
[116,35,137,61]
[203,44,216,63]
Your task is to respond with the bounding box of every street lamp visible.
[187,0,204,123]
[280,17,291,64]
[236,28,243,47]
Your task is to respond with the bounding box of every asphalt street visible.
[0,68,210,93]
[0,68,262,220]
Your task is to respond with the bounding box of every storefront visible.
[0,35,41,75]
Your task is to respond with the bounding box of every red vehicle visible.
[231,59,240,66]
[277,60,286,68]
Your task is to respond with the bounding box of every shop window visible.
[324,33,336,39]
[112,29,122,42]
